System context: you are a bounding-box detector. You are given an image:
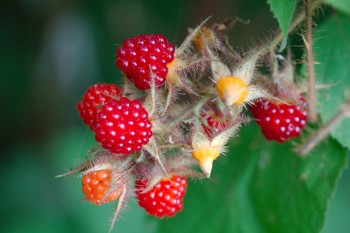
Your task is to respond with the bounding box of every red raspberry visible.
[201,112,229,138]
[116,34,175,90]
[82,169,123,205]
[135,176,188,218]
[92,97,152,155]
[250,98,307,143]
[77,83,122,128]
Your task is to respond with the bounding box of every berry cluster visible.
[60,19,308,232]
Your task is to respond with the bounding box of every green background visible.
[1,0,349,232]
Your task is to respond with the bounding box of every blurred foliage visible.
[1,0,349,233]
[267,0,297,50]
[324,0,350,15]
[157,126,347,233]
[312,12,350,150]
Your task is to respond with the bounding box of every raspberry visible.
[116,34,175,90]
[135,176,188,218]
[201,112,229,138]
[250,98,307,143]
[82,169,122,205]
[77,83,122,128]
[92,97,152,155]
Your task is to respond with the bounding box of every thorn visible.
[143,137,168,178]
[55,164,88,178]
[163,84,174,116]
[109,184,128,233]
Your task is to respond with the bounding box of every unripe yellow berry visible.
[193,27,215,53]
[216,76,249,105]
[192,147,220,177]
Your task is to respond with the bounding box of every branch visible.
[297,99,350,156]
[304,0,318,123]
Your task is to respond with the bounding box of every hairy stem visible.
[304,0,318,123]
[297,100,350,156]
[169,95,211,129]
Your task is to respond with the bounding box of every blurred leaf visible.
[313,13,350,150]
[49,128,157,233]
[155,125,347,233]
[267,0,297,50]
[324,0,350,15]
[321,158,350,233]
[250,137,347,233]
[0,128,157,233]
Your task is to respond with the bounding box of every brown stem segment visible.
[304,0,318,123]
[297,100,350,156]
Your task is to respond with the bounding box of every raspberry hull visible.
[116,34,175,90]
[250,99,307,143]
[135,176,188,218]
[92,97,152,155]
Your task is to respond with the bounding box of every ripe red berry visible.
[250,98,307,143]
[116,34,175,90]
[77,83,122,128]
[201,112,229,138]
[135,176,188,218]
[92,97,152,155]
[82,169,123,205]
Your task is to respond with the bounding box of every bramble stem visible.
[169,95,211,129]
[304,0,318,123]
[297,100,350,156]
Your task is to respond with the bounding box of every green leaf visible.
[155,125,347,233]
[250,137,347,233]
[313,13,350,150]
[322,158,350,233]
[267,0,297,51]
[324,0,350,15]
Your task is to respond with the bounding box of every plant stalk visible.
[297,100,350,156]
